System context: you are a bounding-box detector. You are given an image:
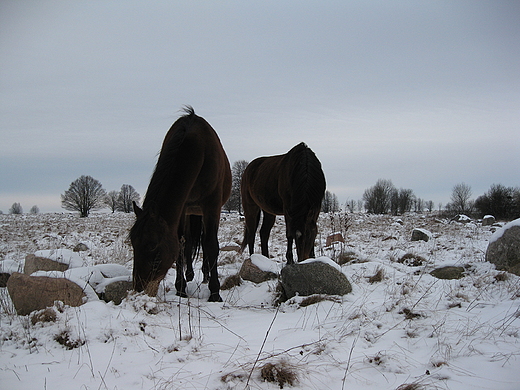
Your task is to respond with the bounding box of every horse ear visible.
[133,201,143,217]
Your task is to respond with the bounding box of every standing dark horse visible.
[130,107,231,302]
[241,143,326,264]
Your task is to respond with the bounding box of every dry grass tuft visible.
[299,295,325,307]
[260,362,297,389]
[368,267,385,283]
[220,274,242,290]
[396,384,425,390]
[336,250,361,265]
[31,307,57,325]
[400,308,422,320]
[54,330,85,350]
[397,253,427,267]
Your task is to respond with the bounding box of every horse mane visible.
[141,107,198,209]
[286,143,326,219]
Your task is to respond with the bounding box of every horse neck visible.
[142,190,183,229]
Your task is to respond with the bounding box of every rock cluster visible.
[6,248,132,315]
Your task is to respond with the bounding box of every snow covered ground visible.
[0,212,519,390]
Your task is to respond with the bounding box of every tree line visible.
[4,170,517,221]
[60,172,519,220]
[360,179,520,220]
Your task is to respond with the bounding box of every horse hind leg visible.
[184,215,202,282]
[259,212,275,258]
[202,212,223,302]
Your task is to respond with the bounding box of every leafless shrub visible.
[494,272,509,282]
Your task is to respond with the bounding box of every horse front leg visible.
[241,196,261,256]
[175,253,188,298]
[286,235,294,264]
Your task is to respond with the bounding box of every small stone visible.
[430,266,465,280]
[73,243,89,252]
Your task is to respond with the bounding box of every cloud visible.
[1,1,519,213]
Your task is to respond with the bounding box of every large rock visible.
[486,219,520,276]
[239,256,278,283]
[482,215,496,226]
[280,258,352,300]
[24,254,69,275]
[7,272,87,315]
[411,228,431,242]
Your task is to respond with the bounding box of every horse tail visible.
[185,214,203,260]
[288,143,326,214]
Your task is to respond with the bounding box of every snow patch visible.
[250,254,279,273]
[34,248,84,268]
[300,256,341,271]
[489,217,520,243]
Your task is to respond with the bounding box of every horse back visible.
[242,155,285,215]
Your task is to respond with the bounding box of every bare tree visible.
[345,199,357,213]
[9,202,23,214]
[105,190,119,213]
[61,175,106,217]
[225,160,248,214]
[322,190,340,213]
[390,188,415,215]
[450,182,473,215]
[29,205,40,214]
[117,184,140,213]
[363,179,395,214]
[474,184,520,220]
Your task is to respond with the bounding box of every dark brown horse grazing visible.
[130,107,231,302]
[241,143,326,264]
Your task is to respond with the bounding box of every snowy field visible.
[0,212,519,390]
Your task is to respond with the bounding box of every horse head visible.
[289,207,321,262]
[130,202,177,296]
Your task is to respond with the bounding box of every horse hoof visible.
[208,294,223,302]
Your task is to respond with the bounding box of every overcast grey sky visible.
[1,1,519,213]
